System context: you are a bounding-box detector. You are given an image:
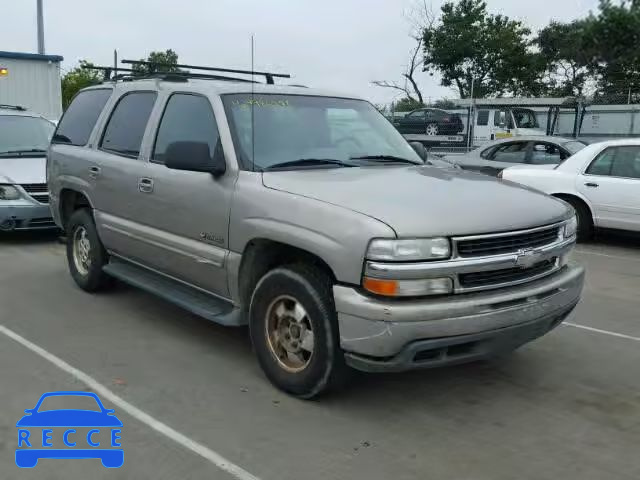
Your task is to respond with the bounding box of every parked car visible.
[48,67,584,398]
[502,139,640,239]
[443,136,587,176]
[394,108,464,136]
[0,105,57,232]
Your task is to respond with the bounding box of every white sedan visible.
[501,139,640,239]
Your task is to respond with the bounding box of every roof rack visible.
[0,104,26,111]
[121,59,291,85]
[82,64,259,84]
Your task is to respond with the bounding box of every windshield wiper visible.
[0,148,47,155]
[350,155,419,165]
[264,158,357,171]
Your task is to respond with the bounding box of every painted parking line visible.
[0,324,261,480]
[574,248,640,262]
[564,322,640,342]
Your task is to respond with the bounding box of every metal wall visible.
[0,57,62,121]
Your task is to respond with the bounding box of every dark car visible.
[394,108,464,136]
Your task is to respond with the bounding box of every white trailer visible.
[0,51,63,121]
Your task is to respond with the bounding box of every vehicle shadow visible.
[588,229,640,251]
[0,230,62,246]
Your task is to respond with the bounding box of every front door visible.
[578,145,640,232]
[130,93,235,296]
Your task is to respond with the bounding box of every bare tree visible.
[372,0,433,104]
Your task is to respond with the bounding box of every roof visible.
[0,105,50,120]
[454,97,579,108]
[0,50,63,63]
[89,77,363,100]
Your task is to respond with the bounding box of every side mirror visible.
[409,141,429,162]
[165,141,226,177]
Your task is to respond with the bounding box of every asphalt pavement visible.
[1,231,639,480]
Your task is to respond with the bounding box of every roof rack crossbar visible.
[81,64,136,81]
[121,59,290,84]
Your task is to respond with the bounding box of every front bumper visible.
[0,203,56,231]
[334,264,585,372]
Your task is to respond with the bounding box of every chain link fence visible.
[387,91,640,157]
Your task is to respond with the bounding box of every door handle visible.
[584,182,599,188]
[138,177,154,193]
[88,166,101,179]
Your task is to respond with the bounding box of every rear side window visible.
[152,94,221,164]
[100,92,157,158]
[53,89,112,146]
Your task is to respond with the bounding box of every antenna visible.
[251,35,256,173]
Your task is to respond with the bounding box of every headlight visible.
[367,238,451,261]
[0,185,20,200]
[563,216,578,240]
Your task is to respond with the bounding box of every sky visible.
[4,0,600,104]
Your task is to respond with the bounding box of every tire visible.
[426,123,439,136]
[249,264,350,398]
[66,208,111,291]
[562,197,593,241]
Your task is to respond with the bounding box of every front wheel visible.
[66,209,111,291]
[249,264,349,398]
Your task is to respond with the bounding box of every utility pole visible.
[37,0,45,54]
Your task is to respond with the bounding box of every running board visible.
[103,260,245,327]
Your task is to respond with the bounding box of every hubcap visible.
[265,295,315,373]
[72,226,92,276]
[426,124,438,136]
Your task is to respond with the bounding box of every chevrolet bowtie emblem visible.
[514,248,542,269]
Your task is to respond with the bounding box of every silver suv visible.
[48,65,585,398]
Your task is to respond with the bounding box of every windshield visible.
[0,115,54,155]
[563,140,587,154]
[222,94,422,170]
[512,109,539,129]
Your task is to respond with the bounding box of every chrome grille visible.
[458,259,557,290]
[455,225,561,258]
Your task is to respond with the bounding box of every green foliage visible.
[537,21,593,96]
[422,0,544,98]
[131,49,181,76]
[393,97,424,112]
[61,61,103,110]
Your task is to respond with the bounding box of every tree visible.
[132,49,181,76]
[372,1,433,103]
[537,21,593,96]
[422,0,544,98]
[585,0,640,99]
[61,61,103,109]
[393,97,424,112]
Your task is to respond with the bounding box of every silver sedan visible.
[441,136,587,176]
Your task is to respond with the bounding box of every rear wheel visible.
[66,209,111,291]
[426,123,439,136]
[249,264,350,398]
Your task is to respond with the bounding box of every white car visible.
[502,139,640,239]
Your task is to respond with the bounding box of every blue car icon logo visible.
[16,391,123,468]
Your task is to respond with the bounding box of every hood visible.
[0,156,47,184]
[262,166,571,237]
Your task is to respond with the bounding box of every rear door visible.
[578,145,640,232]
[529,141,567,166]
[89,90,159,258]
